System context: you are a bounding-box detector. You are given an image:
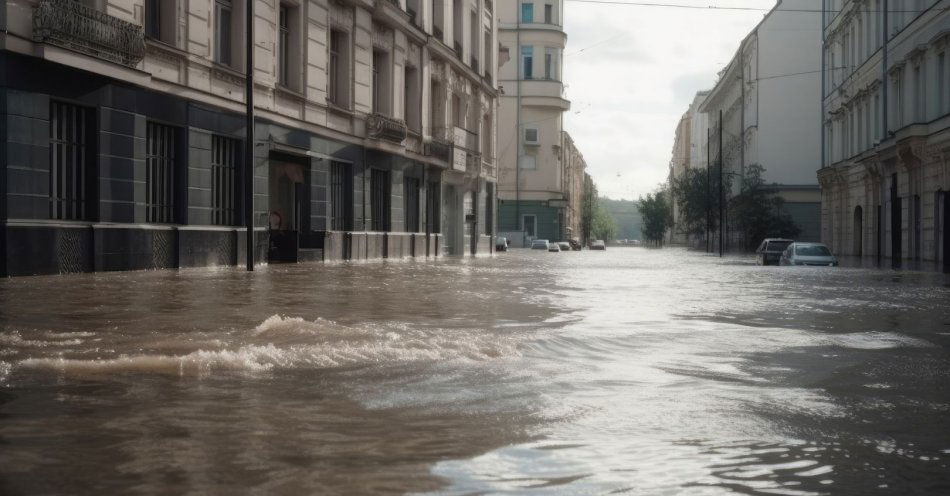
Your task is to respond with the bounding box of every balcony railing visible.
[452,126,479,153]
[33,0,146,67]
[367,113,408,143]
[424,138,452,162]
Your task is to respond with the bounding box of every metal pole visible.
[719,109,724,258]
[706,127,711,253]
[515,21,522,247]
[245,0,255,271]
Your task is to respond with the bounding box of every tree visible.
[638,187,672,246]
[591,198,617,242]
[729,164,800,251]
[671,166,728,246]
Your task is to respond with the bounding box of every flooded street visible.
[2,248,950,495]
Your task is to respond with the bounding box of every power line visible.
[563,0,947,13]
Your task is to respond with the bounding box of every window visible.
[404,65,421,132]
[372,50,390,114]
[544,4,553,24]
[521,2,534,23]
[404,177,421,232]
[278,5,290,86]
[484,28,492,78]
[211,136,238,226]
[49,102,94,221]
[328,29,349,107]
[482,113,492,157]
[913,64,924,122]
[939,53,946,114]
[145,122,177,223]
[522,214,536,237]
[453,0,463,54]
[464,190,475,238]
[431,80,445,131]
[145,0,161,39]
[426,181,440,233]
[329,161,353,231]
[521,45,533,79]
[485,183,494,235]
[544,47,557,80]
[524,127,539,144]
[146,0,177,45]
[432,0,444,39]
[452,93,464,128]
[214,0,233,66]
[371,169,391,232]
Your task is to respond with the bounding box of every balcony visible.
[424,138,452,162]
[366,113,408,143]
[33,0,146,67]
[452,126,479,153]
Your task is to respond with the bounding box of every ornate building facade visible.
[818,0,950,269]
[0,0,497,275]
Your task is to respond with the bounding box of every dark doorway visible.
[853,206,863,257]
[943,192,950,273]
[890,174,901,267]
[268,156,308,262]
[875,205,882,263]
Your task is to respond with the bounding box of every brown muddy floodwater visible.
[1,248,950,495]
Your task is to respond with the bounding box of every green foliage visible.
[671,166,728,240]
[729,164,801,251]
[592,198,618,242]
[637,187,672,246]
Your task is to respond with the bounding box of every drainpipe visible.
[821,0,826,171]
[516,18,522,247]
[245,0,255,271]
[882,0,888,142]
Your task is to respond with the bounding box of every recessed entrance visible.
[268,157,307,263]
[853,205,863,257]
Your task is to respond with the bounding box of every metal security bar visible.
[330,161,353,231]
[404,177,421,233]
[371,169,391,232]
[426,181,440,234]
[49,101,90,220]
[211,135,237,225]
[146,122,176,223]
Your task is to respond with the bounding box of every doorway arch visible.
[853,205,863,257]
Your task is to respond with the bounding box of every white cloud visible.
[562,0,777,200]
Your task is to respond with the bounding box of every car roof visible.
[791,242,827,246]
[764,238,794,242]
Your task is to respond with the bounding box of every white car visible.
[531,239,550,250]
[590,240,606,250]
[548,243,561,252]
[780,242,838,267]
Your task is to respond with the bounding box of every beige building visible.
[0,0,497,275]
[818,0,950,270]
[561,131,586,240]
[667,90,709,246]
[495,0,572,246]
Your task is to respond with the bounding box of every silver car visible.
[531,239,550,250]
[548,242,561,252]
[780,242,838,267]
[557,242,571,251]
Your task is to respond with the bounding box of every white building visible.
[495,0,573,246]
[668,90,709,246]
[0,0,498,275]
[700,0,823,249]
[818,0,950,270]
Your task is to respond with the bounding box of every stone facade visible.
[667,90,708,246]
[0,0,498,276]
[819,0,950,270]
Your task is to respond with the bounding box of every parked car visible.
[548,242,561,252]
[755,238,794,266]
[495,236,508,252]
[590,240,606,250]
[531,239,550,250]
[780,242,838,267]
[558,241,572,251]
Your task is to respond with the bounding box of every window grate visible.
[330,161,353,231]
[426,181,440,234]
[371,169,391,232]
[211,135,237,225]
[49,101,92,221]
[146,122,176,223]
[404,177,421,233]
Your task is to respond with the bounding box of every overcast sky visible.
[562,0,779,200]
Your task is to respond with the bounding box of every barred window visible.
[146,122,177,223]
[404,177,421,233]
[371,169,391,232]
[485,183,494,235]
[49,101,94,221]
[330,161,353,231]
[426,181,440,234]
[211,135,238,225]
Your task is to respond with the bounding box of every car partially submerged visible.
[548,242,561,252]
[557,242,572,251]
[495,236,508,252]
[755,238,793,265]
[530,239,550,250]
[780,242,838,267]
[590,240,606,250]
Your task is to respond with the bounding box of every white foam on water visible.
[13,315,521,379]
[0,361,10,383]
[0,331,85,348]
[823,331,933,350]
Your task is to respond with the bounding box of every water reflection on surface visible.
[1,248,949,495]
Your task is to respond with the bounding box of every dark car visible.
[755,238,793,266]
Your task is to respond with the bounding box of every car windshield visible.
[795,245,832,257]
[767,241,791,252]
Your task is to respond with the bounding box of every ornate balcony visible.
[33,0,146,67]
[366,113,408,143]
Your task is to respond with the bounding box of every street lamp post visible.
[244,0,255,271]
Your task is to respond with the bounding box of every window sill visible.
[276,84,306,101]
[327,102,355,116]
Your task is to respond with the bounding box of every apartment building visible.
[495,0,572,246]
[560,130,585,241]
[0,0,497,276]
[818,0,950,270]
[667,90,708,246]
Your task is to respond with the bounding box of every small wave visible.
[0,331,85,348]
[0,361,10,383]
[825,331,933,350]
[14,315,520,379]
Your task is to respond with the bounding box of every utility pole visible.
[719,109,724,258]
[245,0,255,271]
[706,127,711,253]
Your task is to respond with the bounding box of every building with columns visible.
[818,0,950,270]
[495,0,573,246]
[700,0,823,251]
[0,0,497,276]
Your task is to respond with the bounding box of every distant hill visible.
[600,198,643,241]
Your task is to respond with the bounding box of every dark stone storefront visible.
[0,52,493,276]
